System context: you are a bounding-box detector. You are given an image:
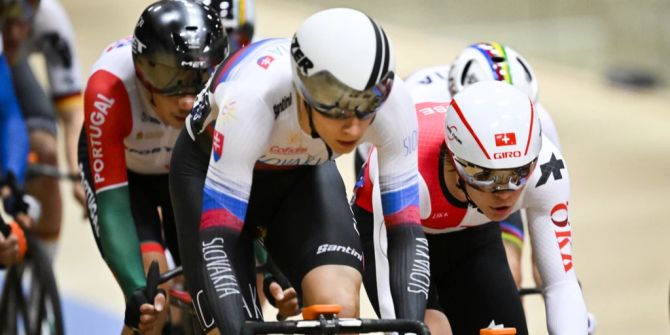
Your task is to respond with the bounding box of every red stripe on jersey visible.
[416,101,468,230]
[524,99,535,155]
[450,100,490,160]
[200,209,244,232]
[83,70,132,191]
[384,205,420,227]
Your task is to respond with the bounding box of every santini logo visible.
[316,244,362,261]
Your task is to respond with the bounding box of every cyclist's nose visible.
[492,190,515,200]
[342,117,365,138]
[178,95,196,111]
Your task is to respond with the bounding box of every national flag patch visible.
[494,132,516,146]
[212,130,224,161]
[257,55,274,69]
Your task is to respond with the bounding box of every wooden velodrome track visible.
[44,0,670,334]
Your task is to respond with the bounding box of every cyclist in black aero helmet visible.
[78,1,228,334]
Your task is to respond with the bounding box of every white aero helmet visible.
[291,8,395,120]
[448,42,539,103]
[445,81,542,192]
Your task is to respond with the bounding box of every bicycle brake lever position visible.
[145,260,160,300]
[124,260,163,330]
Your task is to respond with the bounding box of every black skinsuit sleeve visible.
[198,226,248,335]
[352,203,429,322]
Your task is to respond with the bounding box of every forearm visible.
[386,224,429,322]
[199,226,246,334]
[97,188,146,299]
[544,281,587,334]
[57,104,84,174]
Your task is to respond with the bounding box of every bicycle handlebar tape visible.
[9,222,27,262]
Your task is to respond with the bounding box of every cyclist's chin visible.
[481,206,513,222]
[327,139,359,154]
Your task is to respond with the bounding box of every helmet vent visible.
[491,56,505,63]
[185,26,198,31]
[516,57,532,81]
[461,60,473,85]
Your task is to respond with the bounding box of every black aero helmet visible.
[132,0,229,96]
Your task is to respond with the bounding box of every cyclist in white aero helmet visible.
[447,42,538,102]
[353,81,589,334]
[172,8,425,334]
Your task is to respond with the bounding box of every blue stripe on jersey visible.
[202,184,249,222]
[380,183,420,215]
[213,38,283,85]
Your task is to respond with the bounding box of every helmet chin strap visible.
[456,177,484,214]
[305,103,320,139]
[300,95,334,158]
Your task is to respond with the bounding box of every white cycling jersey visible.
[194,37,420,237]
[22,0,82,101]
[404,65,562,149]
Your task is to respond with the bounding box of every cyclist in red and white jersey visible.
[170,8,426,334]
[353,81,588,334]
[78,1,228,333]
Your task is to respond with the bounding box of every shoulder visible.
[92,40,134,76]
[368,78,417,144]
[521,135,570,208]
[210,38,291,90]
[405,65,451,102]
[85,44,136,112]
[404,65,449,85]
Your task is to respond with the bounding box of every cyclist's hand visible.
[268,281,299,319]
[0,222,27,267]
[138,292,166,332]
[124,287,167,332]
[1,173,36,228]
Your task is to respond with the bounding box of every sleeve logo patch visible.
[212,130,224,162]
